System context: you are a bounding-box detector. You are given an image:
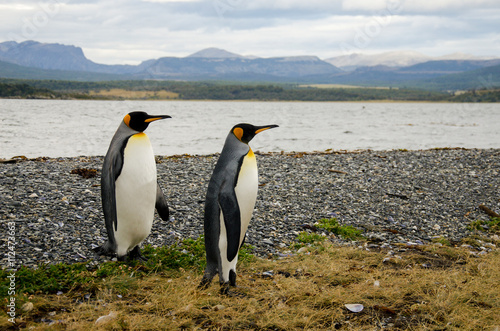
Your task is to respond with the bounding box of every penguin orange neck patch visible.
[247,148,255,158]
[233,127,244,141]
[123,114,131,127]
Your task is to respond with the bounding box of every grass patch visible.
[2,244,498,330]
[0,236,257,301]
[0,237,208,299]
[468,217,500,234]
[431,236,451,246]
[291,231,326,249]
[296,232,326,245]
[316,217,364,240]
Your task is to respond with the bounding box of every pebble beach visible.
[1,148,499,269]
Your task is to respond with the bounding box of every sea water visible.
[1,99,499,158]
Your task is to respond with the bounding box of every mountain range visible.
[1,40,499,91]
[324,50,497,71]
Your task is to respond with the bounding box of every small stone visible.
[29,193,38,198]
[433,224,441,231]
[297,247,309,253]
[95,311,118,325]
[22,302,34,312]
[345,304,364,313]
[213,305,225,311]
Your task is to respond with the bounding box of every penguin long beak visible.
[255,124,279,134]
[145,115,172,123]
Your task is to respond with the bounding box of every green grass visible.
[292,218,363,249]
[0,236,258,300]
[431,236,452,246]
[316,217,364,240]
[468,217,500,234]
[296,232,326,245]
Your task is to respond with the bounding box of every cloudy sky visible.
[1,0,499,64]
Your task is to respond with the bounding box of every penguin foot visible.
[93,243,114,257]
[219,284,247,298]
[198,268,217,289]
[198,277,213,290]
[128,246,148,262]
[220,283,231,296]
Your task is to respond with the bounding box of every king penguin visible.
[94,111,171,261]
[200,123,278,292]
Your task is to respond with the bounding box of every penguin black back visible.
[94,111,171,261]
[200,123,278,292]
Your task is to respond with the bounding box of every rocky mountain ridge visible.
[1,41,499,90]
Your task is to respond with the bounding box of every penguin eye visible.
[233,127,244,141]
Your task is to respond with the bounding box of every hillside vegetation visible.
[1,78,499,102]
[0,82,57,99]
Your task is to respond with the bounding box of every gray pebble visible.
[0,149,499,268]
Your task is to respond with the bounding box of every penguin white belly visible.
[234,150,258,245]
[114,133,157,257]
[219,150,258,282]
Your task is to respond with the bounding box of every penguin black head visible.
[231,123,279,144]
[123,111,171,132]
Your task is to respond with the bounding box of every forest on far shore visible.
[1,79,499,102]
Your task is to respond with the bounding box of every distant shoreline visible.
[0,96,456,103]
[1,79,499,102]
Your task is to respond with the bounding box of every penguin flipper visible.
[101,144,125,250]
[155,182,169,222]
[218,180,241,262]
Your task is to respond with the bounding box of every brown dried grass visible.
[89,89,178,100]
[3,244,499,330]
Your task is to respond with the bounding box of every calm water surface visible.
[1,99,499,158]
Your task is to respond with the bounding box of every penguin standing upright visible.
[200,123,278,292]
[94,111,171,261]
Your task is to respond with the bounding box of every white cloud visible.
[246,0,342,10]
[0,4,36,11]
[342,0,390,12]
[342,0,500,13]
[0,0,499,64]
[142,0,199,2]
